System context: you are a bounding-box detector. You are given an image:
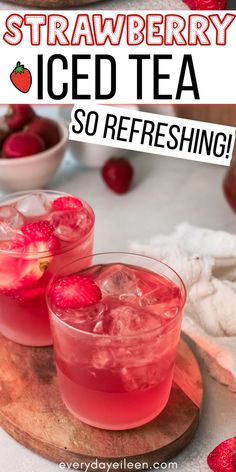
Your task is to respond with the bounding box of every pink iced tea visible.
[48,254,186,430]
[0,191,94,346]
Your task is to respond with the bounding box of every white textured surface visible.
[0,0,188,9]
[0,105,236,471]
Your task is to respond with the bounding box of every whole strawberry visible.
[184,0,227,9]
[10,61,32,94]
[3,131,45,158]
[25,116,60,149]
[6,105,35,131]
[102,158,134,194]
[207,437,236,472]
[0,116,10,147]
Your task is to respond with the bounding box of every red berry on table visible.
[6,105,35,131]
[52,196,83,211]
[10,62,32,94]
[183,0,226,9]
[3,131,45,158]
[102,158,134,195]
[51,275,102,309]
[207,438,236,472]
[25,116,60,149]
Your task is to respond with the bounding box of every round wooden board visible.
[0,334,202,469]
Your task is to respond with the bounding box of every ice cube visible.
[51,207,92,242]
[139,286,180,308]
[108,305,160,336]
[121,363,167,392]
[16,192,49,218]
[98,264,137,298]
[56,302,106,332]
[92,348,115,369]
[0,206,24,241]
[93,321,105,334]
[162,307,179,320]
[120,340,176,392]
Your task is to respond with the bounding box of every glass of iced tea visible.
[47,253,186,430]
[0,190,95,346]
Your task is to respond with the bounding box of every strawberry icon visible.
[10,61,32,94]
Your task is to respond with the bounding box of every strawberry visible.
[3,131,45,158]
[51,275,102,309]
[19,220,58,256]
[207,438,236,472]
[0,280,45,302]
[102,158,134,194]
[6,105,35,131]
[21,220,54,242]
[0,250,47,293]
[0,116,10,148]
[0,270,51,303]
[184,0,226,9]
[10,62,32,94]
[52,196,83,211]
[25,116,60,149]
[0,221,57,295]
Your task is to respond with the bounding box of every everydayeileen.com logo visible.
[58,459,178,471]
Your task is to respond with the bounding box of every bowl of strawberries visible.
[0,105,68,192]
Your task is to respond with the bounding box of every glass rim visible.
[0,190,95,257]
[46,251,186,340]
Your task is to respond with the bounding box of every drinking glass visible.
[47,252,186,430]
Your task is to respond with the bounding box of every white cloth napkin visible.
[131,224,236,392]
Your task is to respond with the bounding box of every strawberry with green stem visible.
[10,61,32,94]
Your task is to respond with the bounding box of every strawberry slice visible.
[52,196,83,211]
[207,438,236,472]
[19,221,58,273]
[0,221,57,295]
[21,220,54,241]
[51,275,102,309]
[0,270,51,302]
[17,220,58,256]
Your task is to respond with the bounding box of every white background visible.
[0,10,236,104]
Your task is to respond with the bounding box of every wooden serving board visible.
[0,334,202,469]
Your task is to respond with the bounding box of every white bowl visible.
[0,121,68,192]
